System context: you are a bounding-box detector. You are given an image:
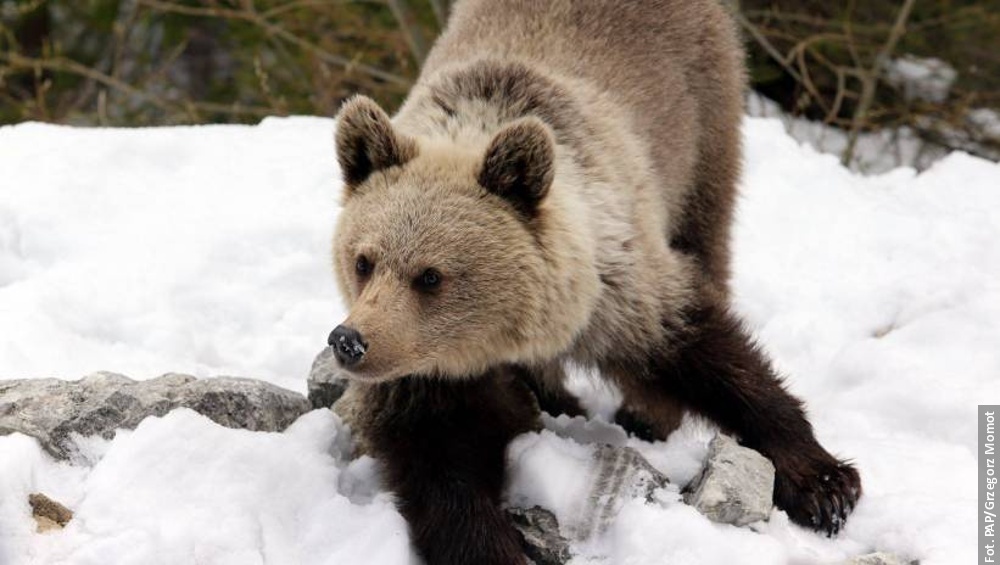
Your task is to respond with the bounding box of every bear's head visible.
[328,95,577,382]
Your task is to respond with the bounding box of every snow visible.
[745,93,950,174]
[746,91,1000,175]
[0,118,340,392]
[883,55,958,104]
[2,115,998,564]
[0,410,413,564]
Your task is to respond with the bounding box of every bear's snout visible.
[328,325,368,367]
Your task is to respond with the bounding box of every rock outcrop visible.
[0,372,310,461]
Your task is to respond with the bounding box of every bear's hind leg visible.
[512,361,587,419]
[613,386,685,442]
[609,303,861,536]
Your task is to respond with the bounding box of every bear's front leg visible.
[612,302,861,536]
[357,371,537,564]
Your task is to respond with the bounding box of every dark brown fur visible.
[350,371,538,565]
[511,362,586,419]
[336,96,418,188]
[478,118,556,218]
[604,301,861,536]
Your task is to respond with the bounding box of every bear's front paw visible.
[771,448,861,536]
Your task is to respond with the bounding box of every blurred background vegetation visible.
[1,0,998,167]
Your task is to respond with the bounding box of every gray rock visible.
[573,444,670,540]
[307,347,359,456]
[307,347,349,409]
[845,552,920,565]
[506,443,670,560]
[0,372,311,461]
[508,506,571,565]
[683,434,775,527]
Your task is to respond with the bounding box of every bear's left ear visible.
[335,95,418,192]
[478,117,555,217]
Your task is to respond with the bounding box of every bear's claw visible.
[773,451,861,537]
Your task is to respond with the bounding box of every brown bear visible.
[327,0,861,563]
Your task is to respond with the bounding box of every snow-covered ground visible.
[1,116,997,564]
[745,93,948,175]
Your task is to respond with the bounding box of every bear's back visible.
[421,0,746,293]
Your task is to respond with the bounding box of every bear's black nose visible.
[328,325,367,367]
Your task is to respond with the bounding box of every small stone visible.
[507,441,669,553]
[308,381,348,410]
[508,506,571,565]
[33,515,61,533]
[573,444,669,540]
[29,493,72,532]
[307,347,349,409]
[683,434,775,527]
[844,552,920,565]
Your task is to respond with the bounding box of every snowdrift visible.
[1,116,997,564]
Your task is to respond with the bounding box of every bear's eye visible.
[414,268,442,291]
[355,255,372,277]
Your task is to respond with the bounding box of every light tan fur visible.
[328,5,864,541]
[332,0,744,383]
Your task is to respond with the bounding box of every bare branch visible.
[386,0,430,65]
[137,0,412,87]
[0,51,179,115]
[428,0,450,28]
[842,0,917,166]
[734,11,831,116]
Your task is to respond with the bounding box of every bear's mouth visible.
[335,363,407,384]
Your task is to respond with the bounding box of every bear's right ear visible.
[335,95,417,191]
[478,117,555,218]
